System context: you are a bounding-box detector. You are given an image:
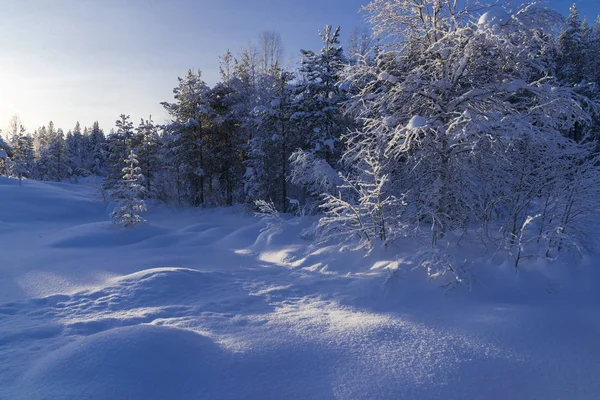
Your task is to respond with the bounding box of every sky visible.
[1,0,599,135]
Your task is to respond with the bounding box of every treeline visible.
[1,27,362,210]
[0,120,105,182]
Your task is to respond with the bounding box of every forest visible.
[1,0,599,271]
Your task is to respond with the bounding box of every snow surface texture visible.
[1,176,600,399]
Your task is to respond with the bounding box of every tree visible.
[247,70,298,211]
[86,121,106,175]
[347,26,375,65]
[293,26,351,166]
[590,16,600,86]
[66,121,87,177]
[313,0,599,269]
[206,81,246,206]
[105,115,135,191]
[135,116,161,195]
[557,3,584,84]
[110,150,147,227]
[0,133,11,177]
[258,31,284,74]
[234,46,260,90]
[161,70,211,206]
[9,126,34,181]
[34,122,68,181]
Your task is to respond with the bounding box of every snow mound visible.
[110,267,231,299]
[49,222,170,248]
[377,71,398,83]
[406,115,427,129]
[18,325,229,400]
[0,178,104,223]
[478,10,511,30]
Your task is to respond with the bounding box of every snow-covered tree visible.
[0,133,11,177]
[313,0,599,268]
[590,16,600,87]
[34,122,69,181]
[50,128,69,181]
[110,150,147,227]
[246,70,299,211]
[85,121,106,175]
[135,117,161,196]
[206,80,246,206]
[557,3,584,85]
[105,115,135,191]
[161,70,212,206]
[9,126,34,181]
[66,121,87,177]
[33,125,49,179]
[293,26,349,162]
[234,46,260,91]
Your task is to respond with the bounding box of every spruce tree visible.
[558,4,584,84]
[0,134,11,177]
[247,69,298,211]
[294,26,347,161]
[110,150,147,227]
[135,116,161,195]
[66,121,86,177]
[105,115,135,191]
[9,126,34,181]
[161,70,211,206]
[87,121,106,175]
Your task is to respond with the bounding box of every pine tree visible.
[34,122,68,181]
[135,116,161,195]
[9,126,34,181]
[0,134,11,177]
[33,125,50,179]
[48,128,69,181]
[105,115,135,191]
[558,4,584,84]
[161,70,211,206]
[66,121,87,177]
[234,48,259,91]
[247,69,298,211]
[110,150,147,227]
[591,16,600,87]
[207,82,245,206]
[86,121,106,175]
[293,26,349,163]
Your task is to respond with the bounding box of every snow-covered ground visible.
[1,177,600,399]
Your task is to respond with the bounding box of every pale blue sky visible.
[0,0,598,133]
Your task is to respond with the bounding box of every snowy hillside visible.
[1,177,600,399]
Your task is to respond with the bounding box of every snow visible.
[406,115,427,129]
[478,10,511,30]
[1,177,600,399]
[184,118,199,128]
[383,116,397,127]
[377,71,398,83]
[19,325,226,400]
